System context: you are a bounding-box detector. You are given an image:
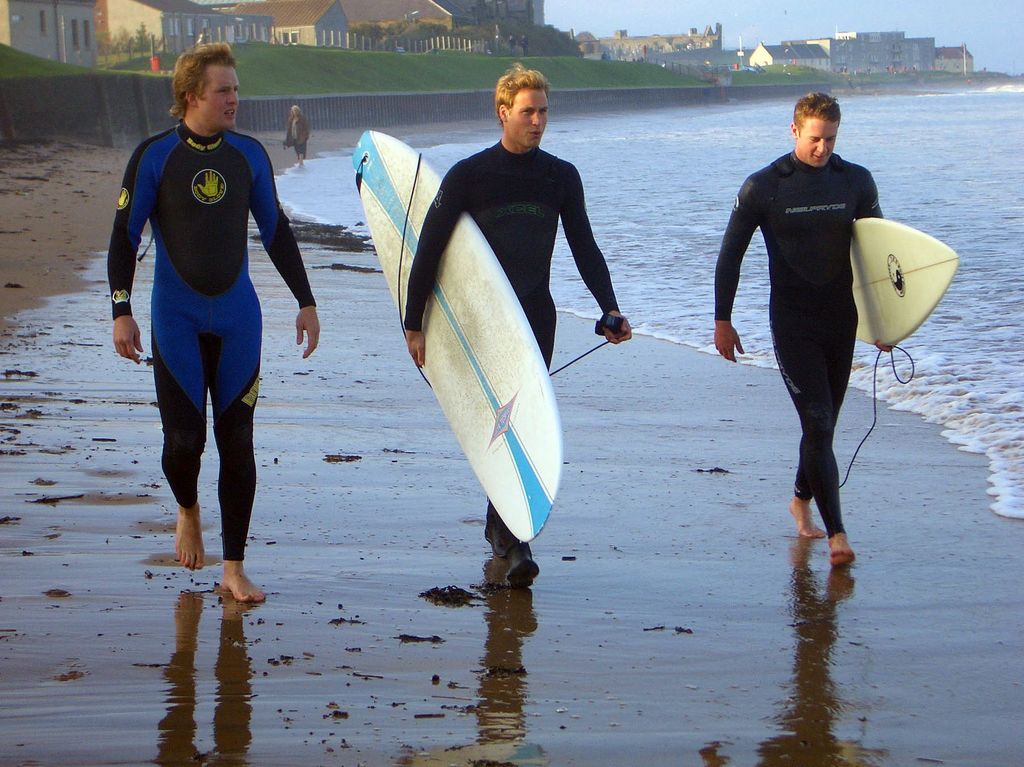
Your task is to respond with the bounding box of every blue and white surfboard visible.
[354,130,562,541]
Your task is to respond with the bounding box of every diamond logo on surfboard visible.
[490,394,518,447]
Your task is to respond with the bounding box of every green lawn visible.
[0,42,702,90]
[230,44,705,95]
[3,42,995,94]
[0,43,95,77]
[730,65,838,85]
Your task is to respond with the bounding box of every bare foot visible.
[175,504,205,570]
[828,533,856,567]
[789,497,826,538]
[220,560,266,603]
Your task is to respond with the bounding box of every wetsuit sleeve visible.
[249,146,315,308]
[403,163,468,332]
[560,162,619,313]
[714,176,762,322]
[107,142,156,319]
[854,168,883,220]
[264,209,315,308]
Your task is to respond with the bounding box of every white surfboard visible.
[851,218,959,346]
[352,130,561,542]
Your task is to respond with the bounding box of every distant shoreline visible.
[1,78,824,148]
[4,69,1014,148]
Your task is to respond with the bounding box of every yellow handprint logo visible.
[191,169,226,204]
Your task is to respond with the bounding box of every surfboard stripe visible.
[431,285,553,534]
[856,255,961,285]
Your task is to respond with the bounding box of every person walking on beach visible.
[107,43,320,602]
[403,63,632,587]
[283,104,310,166]
[713,92,887,567]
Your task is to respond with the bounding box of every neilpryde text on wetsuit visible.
[716,152,881,324]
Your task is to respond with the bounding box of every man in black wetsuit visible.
[403,63,632,587]
[108,44,320,602]
[714,92,888,567]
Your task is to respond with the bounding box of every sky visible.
[543,0,1018,75]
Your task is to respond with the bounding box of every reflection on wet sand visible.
[400,557,547,766]
[156,592,255,765]
[475,558,544,762]
[753,539,886,767]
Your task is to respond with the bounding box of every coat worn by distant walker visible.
[284,112,310,157]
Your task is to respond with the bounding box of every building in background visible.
[828,30,935,74]
[97,0,272,55]
[573,29,599,57]
[581,23,722,61]
[492,0,541,25]
[748,41,830,71]
[1,0,96,65]
[935,44,973,74]
[226,0,346,46]
[338,0,541,28]
[340,0,462,28]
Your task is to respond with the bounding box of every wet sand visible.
[1,132,1022,766]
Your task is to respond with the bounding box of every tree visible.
[132,23,149,55]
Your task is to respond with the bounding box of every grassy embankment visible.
[1,42,826,93]
[0,43,96,76]
[2,41,997,94]
[1,41,705,90]
[230,44,709,95]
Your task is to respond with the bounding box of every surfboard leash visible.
[839,345,916,488]
[397,153,422,330]
[136,229,154,262]
[398,153,430,387]
[549,340,610,377]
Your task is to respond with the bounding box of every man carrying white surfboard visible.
[713,92,889,568]
[403,64,632,587]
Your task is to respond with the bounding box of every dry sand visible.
[0,129,1021,766]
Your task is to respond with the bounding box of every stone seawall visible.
[0,75,824,147]
[0,75,176,147]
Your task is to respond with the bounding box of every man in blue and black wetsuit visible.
[714,92,889,567]
[403,64,633,587]
[107,43,320,602]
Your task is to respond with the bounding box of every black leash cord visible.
[549,340,610,377]
[136,230,154,262]
[397,153,423,332]
[839,345,915,488]
[396,154,430,387]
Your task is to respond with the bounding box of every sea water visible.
[275,86,1024,520]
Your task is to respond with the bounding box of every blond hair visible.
[793,92,841,129]
[494,63,550,124]
[170,43,236,119]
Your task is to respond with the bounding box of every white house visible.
[749,42,830,72]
